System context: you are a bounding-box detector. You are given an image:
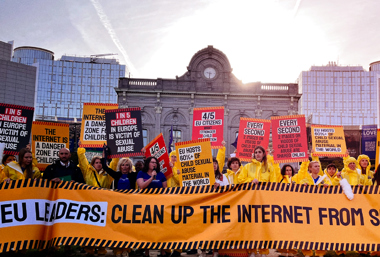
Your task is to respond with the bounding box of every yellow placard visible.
[31,122,69,171]
[80,103,118,148]
[175,138,215,187]
[311,125,347,157]
[1,181,380,253]
[376,129,380,167]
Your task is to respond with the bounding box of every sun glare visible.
[139,0,339,83]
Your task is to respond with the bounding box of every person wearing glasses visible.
[136,156,167,189]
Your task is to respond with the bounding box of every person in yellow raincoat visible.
[357,154,374,185]
[238,145,275,185]
[322,163,340,186]
[292,151,323,184]
[77,146,117,188]
[0,143,16,182]
[299,161,329,186]
[296,161,328,257]
[225,157,242,185]
[167,150,182,257]
[77,146,117,255]
[3,148,41,182]
[238,145,274,257]
[338,157,367,186]
[278,164,296,184]
[167,151,180,188]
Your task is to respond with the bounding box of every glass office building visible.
[298,62,380,126]
[12,46,126,121]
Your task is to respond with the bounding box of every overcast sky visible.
[1,0,380,83]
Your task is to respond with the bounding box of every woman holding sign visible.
[77,146,116,189]
[2,148,41,182]
[101,157,138,190]
[238,146,274,184]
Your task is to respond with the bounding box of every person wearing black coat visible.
[44,148,85,183]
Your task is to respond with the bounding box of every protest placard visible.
[271,115,308,163]
[80,103,118,148]
[175,138,215,187]
[0,103,34,154]
[361,125,377,159]
[236,118,271,162]
[192,106,224,149]
[105,107,143,158]
[144,133,173,179]
[31,122,69,171]
[311,125,347,157]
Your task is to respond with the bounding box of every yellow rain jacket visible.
[293,159,309,184]
[0,164,4,181]
[167,151,180,187]
[357,154,374,185]
[340,157,363,185]
[78,147,117,188]
[300,172,328,186]
[266,155,281,182]
[279,175,294,184]
[216,147,225,173]
[216,147,242,185]
[2,161,41,181]
[226,168,242,185]
[238,159,274,183]
[322,168,340,186]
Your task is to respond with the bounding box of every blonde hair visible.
[308,161,319,171]
[116,158,133,173]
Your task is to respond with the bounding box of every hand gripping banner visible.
[1,180,380,253]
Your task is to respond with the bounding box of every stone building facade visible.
[116,46,301,155]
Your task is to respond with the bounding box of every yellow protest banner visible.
[80,103,118,148]
[311,125,347,157]
[175,138,215,187]
[1,181,380,253]
[376,129,380,167]
[31,122,69,171]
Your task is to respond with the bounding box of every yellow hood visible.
[344,157,357,168]
[169,151,176,158]
[357,154,371,173]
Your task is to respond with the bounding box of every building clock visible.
[203,67,217,79]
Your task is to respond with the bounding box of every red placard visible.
[144,133,173,179]
[236,118,271,162]
[192,106,224,149]
[271,115,308,163]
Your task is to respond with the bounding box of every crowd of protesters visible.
[0,139,379,257]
